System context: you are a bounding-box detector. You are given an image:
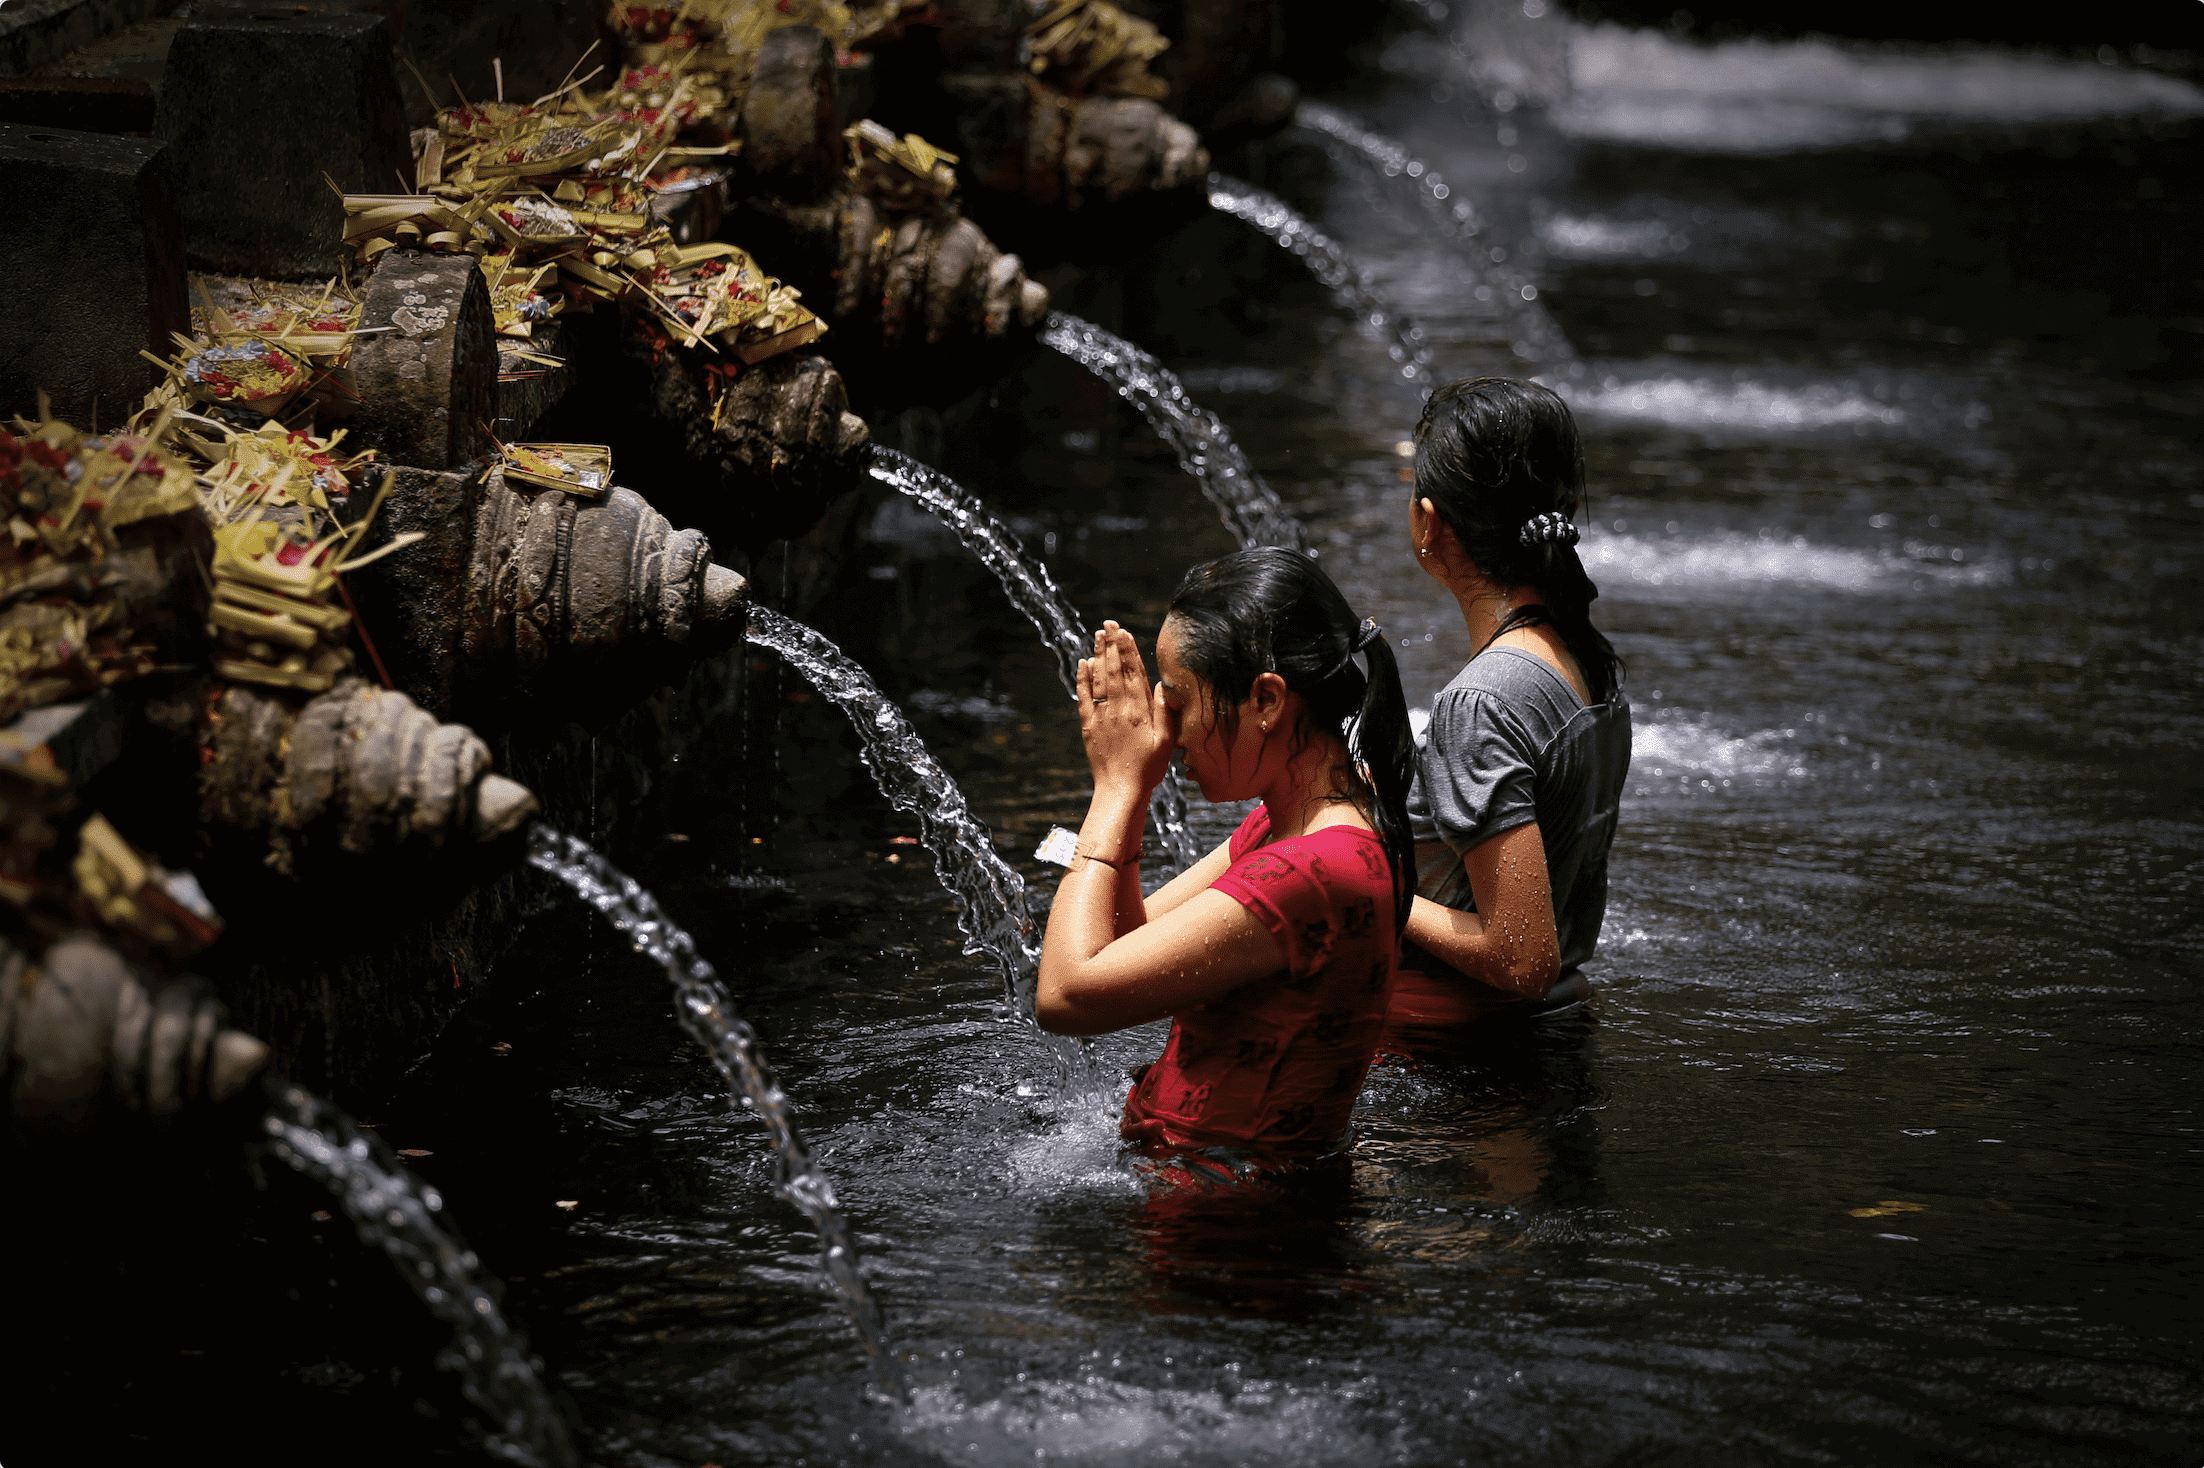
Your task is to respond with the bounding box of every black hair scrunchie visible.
[1519,512,1581,548]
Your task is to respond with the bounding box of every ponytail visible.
[1345,625,1417,935]
[1529,537,1621,705]
[1167,548,1419,933]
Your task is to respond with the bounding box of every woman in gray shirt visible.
[1390,377,1632,1039]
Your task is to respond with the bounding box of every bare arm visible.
[1041,620,1284,1034]
[1402,821,1559,997]
[1139,834,1237,919]
[1039,884,1283,1035]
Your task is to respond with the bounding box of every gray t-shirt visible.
[1406,646,1632,983]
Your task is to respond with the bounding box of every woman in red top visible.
[1036,548,1418,1175]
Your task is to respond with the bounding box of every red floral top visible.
[1120,805,1399,1165]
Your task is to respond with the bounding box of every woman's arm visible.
[1038,885,1283,1035]
[1037,622,1283,1034]
[1139,835,1237,920]
[1402,821,1559,997]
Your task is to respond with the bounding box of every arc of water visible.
[261,1083,579,1468]
[1291,101,1577,368]
[1038,312,1309,555]
[867,446,1087,698]
[745,607,1043,1003]
[525,825,904,1395]
[1206,173,1434,386]
[864,445,1201,873]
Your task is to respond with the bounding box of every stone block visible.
[338,461,478,717]
[153,10,409,277]
[0,76,156,135]
[388,0,608,128]
[0,123,186,426]
[0,0,164,78]
[347,247,497,471]
[0,15,179,135]
[737,25,841,200]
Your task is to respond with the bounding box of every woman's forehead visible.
[1154,619,1191,685]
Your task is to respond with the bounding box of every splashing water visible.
[744,606,1043,999]
[524,825,903,1394]
[1292,101,1577,367]
[863,446,1201,873]
[260,1083,578,1467]
[1206,173,1432,387]
[1039,312,1307,554]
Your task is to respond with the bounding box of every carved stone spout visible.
[623,341,872,552]
[200,677,537,861]
[334,462,752,718]
[944,79,1210,207]
[0,933,268,1137]
[737,191,1051,347]
[464,470,750,675]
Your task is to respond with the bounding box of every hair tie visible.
[1354,618,1384,652]
[1519,512,1580,548]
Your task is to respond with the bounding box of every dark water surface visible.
[405,23,2200,1467]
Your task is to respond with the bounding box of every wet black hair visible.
[1166,547,1416,934]
[1413,376,1624,702]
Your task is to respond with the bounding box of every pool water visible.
[399,22,2201,1467]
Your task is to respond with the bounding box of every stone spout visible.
[639,344,871,550]
[200,677,538,859]
[941,77,1210,208]
[336,463,751,717]
[0,932,269,1137]
[465,470,748,674]
[738,191,1051,348]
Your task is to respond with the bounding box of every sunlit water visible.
[358,18,2197,1467]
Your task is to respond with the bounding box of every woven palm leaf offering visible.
[845,120,959,214]
[0,401,203,722]
[481,252,565,373]
[71,812,223,963]
[643,241,824,359]
[151,407,418,696]
[341,190,498,266]
[148,278,366,422]
[613,0,850,75]
[204,487,416,696]
[199,421,376,517]
[1021,0,1171,98]
[500,442,613,497]
[611,58,732,137]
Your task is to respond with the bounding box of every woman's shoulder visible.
[1223,820,1391,898]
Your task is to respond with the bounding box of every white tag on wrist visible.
[1034,825,1080,868]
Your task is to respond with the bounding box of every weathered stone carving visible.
[465,468,749,674]
[200,677,537,860]
[639,342,871,548]
[0,933,267,1138]
[941,74,1209,207]
[347,248,499,472]
[739,190,1050,346]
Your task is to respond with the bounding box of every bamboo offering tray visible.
[501,442,613,498]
